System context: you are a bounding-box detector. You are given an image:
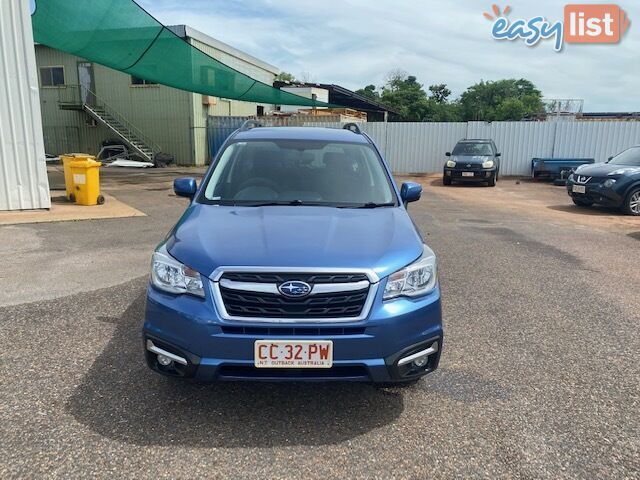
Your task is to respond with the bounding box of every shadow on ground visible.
[546,204,623,216]
[67,290,405,448]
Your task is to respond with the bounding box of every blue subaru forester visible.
[143,123,443,384]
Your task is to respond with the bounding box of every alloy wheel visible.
[630,191,640,214]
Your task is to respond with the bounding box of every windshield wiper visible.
[244,200,306,207]
[338,202,396,209]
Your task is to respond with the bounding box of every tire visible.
[572,197,593,207]
[443,176,452,186]
[69,193,76,203]
[487,172,496,187]
[97,195,105,205]
[622,187,640,216]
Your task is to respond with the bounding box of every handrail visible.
[82,85,162,155]
[60,84,162,155]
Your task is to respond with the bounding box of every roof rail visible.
[239,119,263,132]
[343,123,362,134]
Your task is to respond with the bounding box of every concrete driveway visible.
[1,169,638,478]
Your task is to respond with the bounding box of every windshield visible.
[202,140,397,207]
[609,147,640,166]
[452,142,493,156]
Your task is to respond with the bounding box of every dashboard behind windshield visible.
[202,140,397,206]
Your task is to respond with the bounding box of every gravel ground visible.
[1,169,638,479]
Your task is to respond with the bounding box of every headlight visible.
[151,244,205,297]
[482,160,494,168]
[603,178,617,188]
[446,160,456,168]
[383,246,437,300]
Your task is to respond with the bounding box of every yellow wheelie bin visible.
[60,154,78,200]
[68,157,105,206]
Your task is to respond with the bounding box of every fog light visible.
[157,354,173,366]
[413,355,429,368]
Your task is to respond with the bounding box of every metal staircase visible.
[59,85,161,162]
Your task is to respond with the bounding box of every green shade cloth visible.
[32,0,329,106]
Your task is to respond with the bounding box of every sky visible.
[137,0,640,111]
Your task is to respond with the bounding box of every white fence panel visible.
[554,122,640,163]
[467,122,556,176]
[362,122,467,173]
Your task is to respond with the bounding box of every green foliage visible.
[355,84,380,100]
[275,71,296,82]
[428,84,451,104]
[354,73,543,122]
[458,79,543,121]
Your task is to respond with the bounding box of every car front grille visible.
[219,286,369,319]
[457,163,483,170]
[213,270,375,322]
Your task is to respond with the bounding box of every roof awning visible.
[32,0,332,107]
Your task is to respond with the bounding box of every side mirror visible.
[445,152,452,157]
[174,177,197,199]
[607,156,613,161]
[495,152,501,157]
[400,182,422,206]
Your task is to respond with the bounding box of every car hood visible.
[166,205,424,281]
[574,162,640,176]
[452,155,491,165]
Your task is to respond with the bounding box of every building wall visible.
[188,37,276,165]
[279,87,330,113]
[36,45,194,165]
[1,0,50,210]
[36,32,278,166]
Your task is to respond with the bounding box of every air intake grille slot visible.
[220,326,367,335]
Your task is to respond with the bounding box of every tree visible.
[459,79,543,121]
[275,71,296,82]
[355,84,380,100]
[428,84,451,103]
[380,73,430,121]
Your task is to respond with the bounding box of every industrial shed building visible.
[35,25,280,166]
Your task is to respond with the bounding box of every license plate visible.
[254,340,333,368]
[573,185,586,194]
[462,172,474,177]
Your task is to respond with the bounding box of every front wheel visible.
[622,188,640,216]
[443,176,452,186]
[487,172,497,187]
[572,197,593,207]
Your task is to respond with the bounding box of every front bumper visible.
[566,180,624,207]
[143,282,443,383]
[444,167,496,182]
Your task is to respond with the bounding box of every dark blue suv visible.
[567,146,640,215]
[143,124,443,384]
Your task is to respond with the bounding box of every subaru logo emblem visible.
[278,281,312,298]
[466,164,471,168]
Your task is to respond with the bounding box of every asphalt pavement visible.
[1,169,638,479]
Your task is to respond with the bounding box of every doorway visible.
[77,62,95,105]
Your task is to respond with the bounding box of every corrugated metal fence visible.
[208,117,640,176]
[0,0,50,211]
